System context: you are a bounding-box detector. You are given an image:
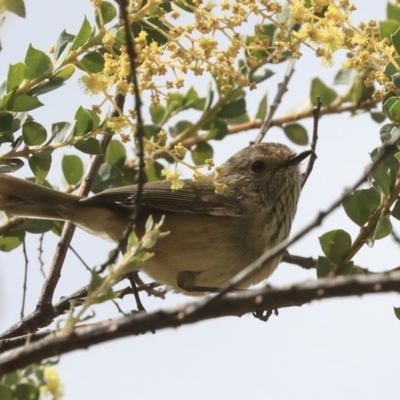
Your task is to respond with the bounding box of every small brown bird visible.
[0,143,311,294]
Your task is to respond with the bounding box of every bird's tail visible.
[0,173,81,221]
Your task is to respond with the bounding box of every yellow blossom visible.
[214,182,227,195]
[79,73,111,95]
[157,130,167,141]
[315,25,345,52]
[192,170,204,182]
[205,158,215,170]
[41,367,64,399]
[102,31,115,47]
[161,168,184,190]
[116,79,131,95]
[107,115,129,132]
[174,143,187,158]
[289,0,309,24]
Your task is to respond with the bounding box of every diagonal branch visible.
[2,270,400,373]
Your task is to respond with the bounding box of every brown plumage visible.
[0,143,311,294]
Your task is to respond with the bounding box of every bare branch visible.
[20,240,29,319]
[2,270,400,373]
[254,58,296,144]
[302,97,321,188]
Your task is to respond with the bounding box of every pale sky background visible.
[1,1,400,399]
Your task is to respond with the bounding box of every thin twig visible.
[37,233,46,278]
[20,240,29,319]
[254,58,296,144]
[69,245,92,273]
[302,97,321,188]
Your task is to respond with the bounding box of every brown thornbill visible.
[0,143,311,295]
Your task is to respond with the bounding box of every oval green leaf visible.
[22,121,47,145]
[342,188,381,226]
[319,229,352,264]
[191,142,213,165]
[62,154,84,185]
[0,230,25,252]
[283,123,309,145]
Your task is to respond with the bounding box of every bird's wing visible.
[80,180,242,216]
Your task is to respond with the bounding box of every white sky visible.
[1,1,399,399]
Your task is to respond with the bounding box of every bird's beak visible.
[285,150,314,167]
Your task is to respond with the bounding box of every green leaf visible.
[205,119,228,141]
[0,159,24,173]
[106,140,126,166]
[143,125,163,141]
[72,17,93,50]
[131,17,169,46]
[319,229,352,264]
[74,106,94,136]
[371,164,392,196]
[0,230,25,252]
[380,20,400,39]
[28,66,75,97]
[47,121,74,144]
[374,212,392,240]
[169,120,193,138]
[388,3,400,22]
[54,64,75,80]
[62,154,84,185]
[384,57,400,80]
[7,95,43,112]
[339,261,355,276]
[204,83,214,111]
[145,161,164,182]
[54,29,74,59]
[316,256,333,278]
[2,370,19,385]
[392,200,400,220]
[22,219,54,234]
[22,121,47,145]
[392,72,400,89]
[191,142,213,165]
[24,45,52,79]
[217,97,246,119]
[7,63,26,92]
[0,111,14,144]
[383,95,399,119]
[79,52,105,73]
[250,68,274,84]
[150,105,165,125]
[12,112,28,133]
[0,384,13,400]
[96,1,117,26]
[393,306,400,320]
[28,151,52,182]
[91,163,122,193]
[27,77,63,96]
[388,99,400,121]
[256,95,268,120]
[283,123,309,145]
[342,188,381,226]
[74,138,102,155]
[334,68,356,85]
[371,112,386,124]
[4,0,26,17]
[310,78,337,106]
[15,383,39,400]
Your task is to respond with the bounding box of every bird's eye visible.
[250,160,266,175]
